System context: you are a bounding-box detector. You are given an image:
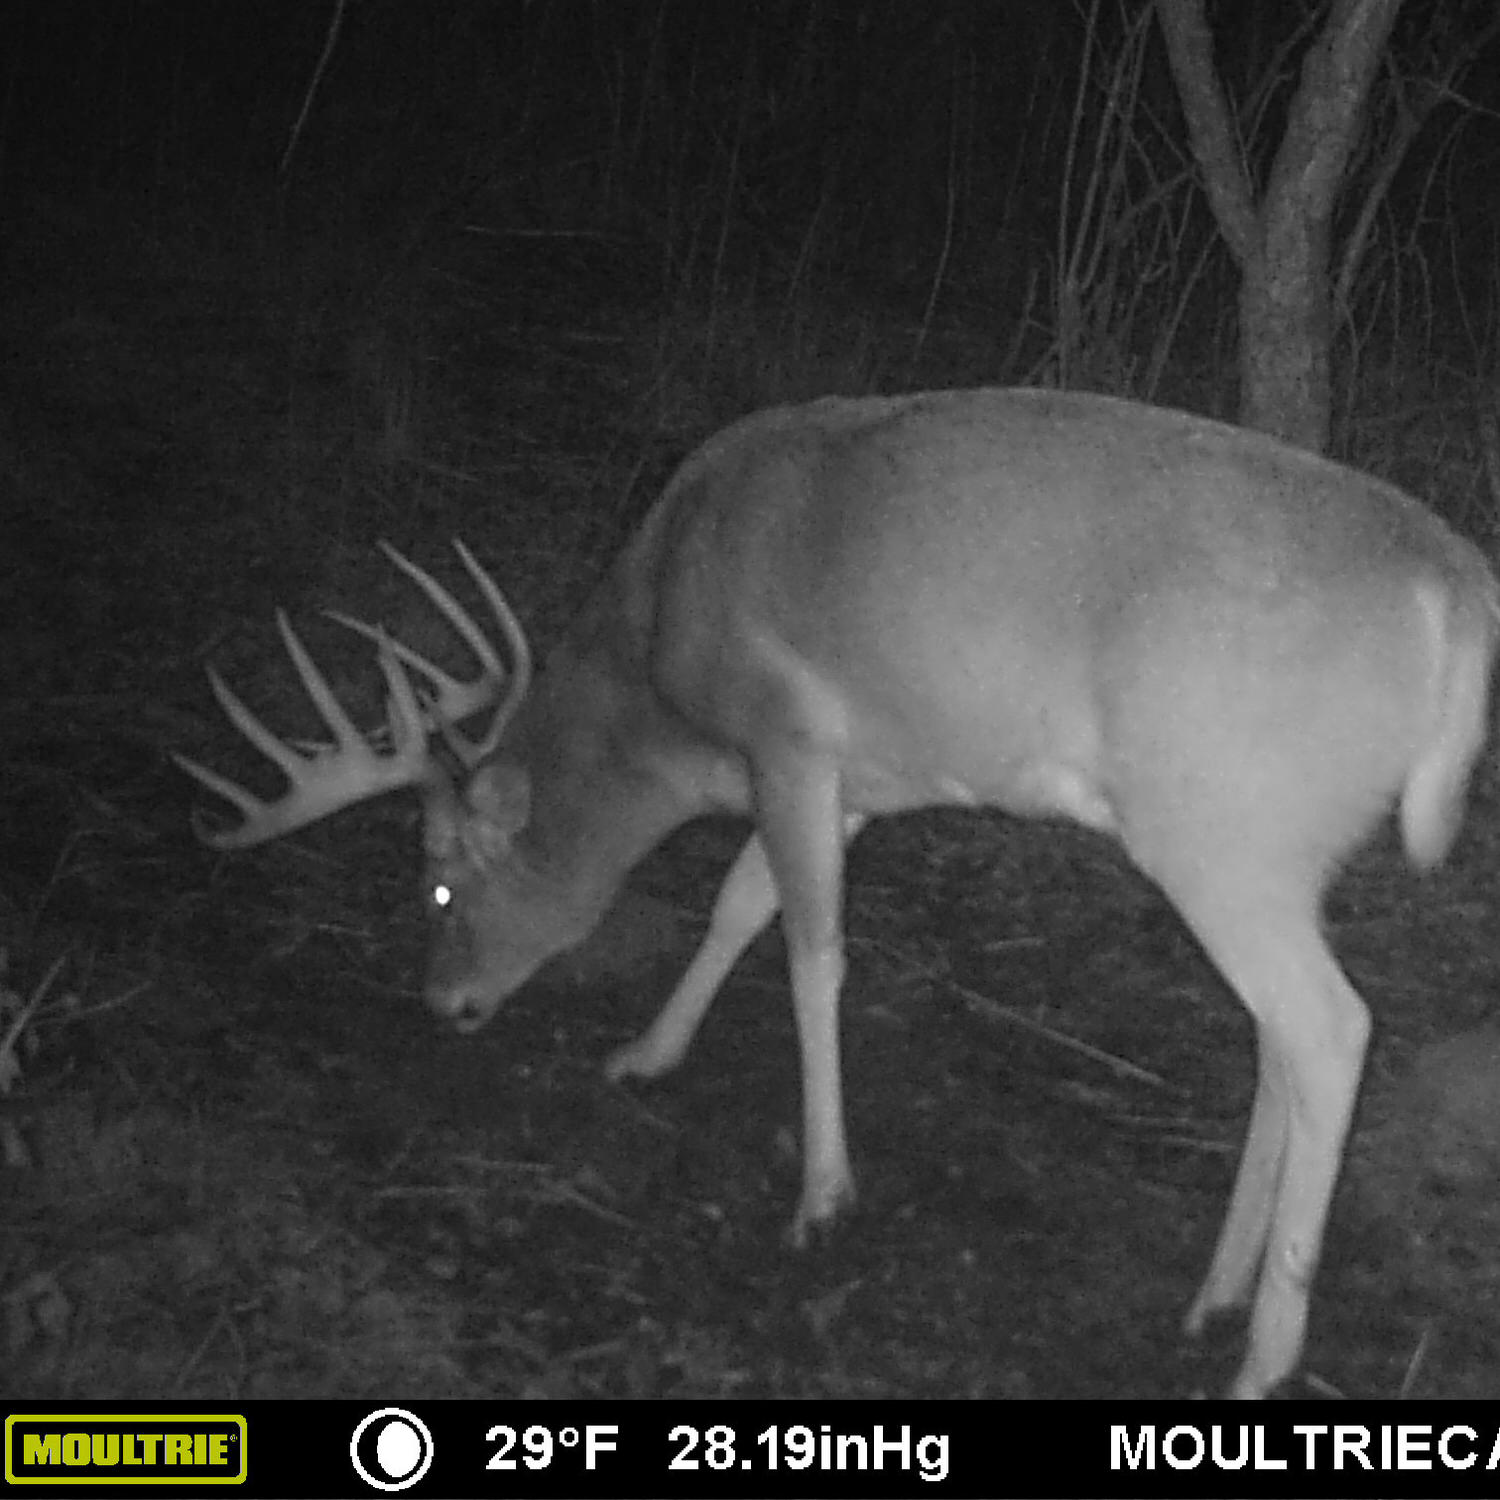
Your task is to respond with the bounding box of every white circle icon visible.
[350,1408,434,1492]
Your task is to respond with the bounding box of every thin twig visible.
[280,0,348,179]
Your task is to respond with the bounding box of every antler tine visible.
[443,537,532,760]
[326,540,532,767]
[174,621,434,850]
[446,538,532,701]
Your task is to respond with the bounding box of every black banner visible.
[5,1402,1500,1498]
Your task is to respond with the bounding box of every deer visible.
[174,387,1499,1399]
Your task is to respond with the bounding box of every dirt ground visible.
[4,196,1500,1402]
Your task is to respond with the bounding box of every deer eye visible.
[429,882,454,912]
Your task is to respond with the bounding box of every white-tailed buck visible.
[177,388,1499,1398]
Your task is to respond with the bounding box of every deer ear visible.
[465,762,532,851]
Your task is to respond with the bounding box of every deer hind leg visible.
[1103,599,1429,1394]
[606,834,779,1083]
[1151,857,1371,1400]
[1181,1037,1287,1337]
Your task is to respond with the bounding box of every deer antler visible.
[174,540,531,849]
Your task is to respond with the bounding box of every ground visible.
[4,195,1500,1402]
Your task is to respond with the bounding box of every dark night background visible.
[4,0,1500,1401]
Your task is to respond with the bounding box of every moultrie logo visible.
[4,1414,247,1485]
[349,1408,434,1493]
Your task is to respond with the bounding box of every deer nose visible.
[452,998,490,1033]
[428,982,500,1033]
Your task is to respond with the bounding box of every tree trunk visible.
[1156,0,1404,451]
